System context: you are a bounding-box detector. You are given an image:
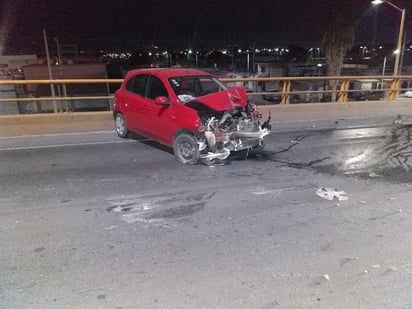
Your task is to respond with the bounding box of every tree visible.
[321,2,357,101]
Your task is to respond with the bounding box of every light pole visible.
[372,0,406,76]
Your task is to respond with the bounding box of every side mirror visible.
[154,96,170,106]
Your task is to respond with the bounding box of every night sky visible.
[2,0,412,52]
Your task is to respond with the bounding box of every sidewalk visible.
[1,100,412,137]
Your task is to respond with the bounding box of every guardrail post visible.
[389,78,400,100]
[280,80,291,104]
[338,79,349,103]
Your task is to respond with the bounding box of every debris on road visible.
[369,172,383,178]
[316,187,348,201]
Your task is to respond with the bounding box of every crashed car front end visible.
[169,74,270,164]
[188,100,271,163]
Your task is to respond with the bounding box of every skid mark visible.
[107,191,216,224]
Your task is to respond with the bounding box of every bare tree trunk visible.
[325,50,344,102]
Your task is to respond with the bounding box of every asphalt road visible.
[1,125,412,309]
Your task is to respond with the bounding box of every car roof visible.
[126,68,211,79]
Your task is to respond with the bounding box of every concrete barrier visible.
[0,112,113,137]
[259,100,412,131]
[1,100,412,137]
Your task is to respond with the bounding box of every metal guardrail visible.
[220,75,412,103]
[0,76,411,113]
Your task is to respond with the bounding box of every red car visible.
[113,68,270,164]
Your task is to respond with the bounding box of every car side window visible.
[125,74,147,96]
[147,76,168,100]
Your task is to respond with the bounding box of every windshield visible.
[168,75,227,103]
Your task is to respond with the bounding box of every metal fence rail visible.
[1,75,411,114]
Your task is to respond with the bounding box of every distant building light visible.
[317,64,323,67]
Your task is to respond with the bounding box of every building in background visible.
[0,55,38,114]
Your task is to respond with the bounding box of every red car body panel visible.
[114,68,232,146]
[192,86,248,111]
[113,68,271,164]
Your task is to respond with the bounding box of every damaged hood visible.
[189,86,248,111]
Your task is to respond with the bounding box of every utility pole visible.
[43,29,57,113]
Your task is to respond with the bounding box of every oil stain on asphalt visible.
[252,124,412,183]
[106,191,216,225]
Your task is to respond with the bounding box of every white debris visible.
[316,188,348,201]
[323,274,330,281]
[112,206,123,213]
[369,172,383,178]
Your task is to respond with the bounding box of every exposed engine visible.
[189,101,271,162]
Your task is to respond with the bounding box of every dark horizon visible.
[2,0,412,54]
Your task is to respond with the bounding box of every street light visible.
[372,0,406,76]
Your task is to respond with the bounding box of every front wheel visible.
[173,133,200,164]
[115,112,130,138]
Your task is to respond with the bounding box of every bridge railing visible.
[0,75,411,114]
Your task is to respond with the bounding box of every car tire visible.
[173,133,200,164]
[115,112,130,138]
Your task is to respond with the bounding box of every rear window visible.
[125,74,147,96]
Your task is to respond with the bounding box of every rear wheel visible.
[173,133,200,164]
[115,113,130,138]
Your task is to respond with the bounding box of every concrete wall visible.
[0,55,38,68]
[1,100,412,138]
[23,63,107,81]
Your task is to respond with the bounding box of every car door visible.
[120,74,148,133]
[140,75,177,145]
